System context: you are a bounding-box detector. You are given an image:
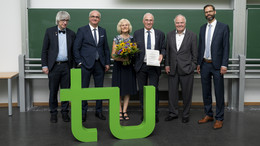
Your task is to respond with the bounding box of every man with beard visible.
[197,4,230,129]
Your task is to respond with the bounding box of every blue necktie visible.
[205,24,212,59]
[93,28,98,46]
[93,28,99,60]
[147,30,151,49]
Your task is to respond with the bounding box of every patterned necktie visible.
[93,28,99,60]
[93,28,97,45]
[147,30,151,49]
[205,24,212,59]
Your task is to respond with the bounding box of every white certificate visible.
[146,50,160,67]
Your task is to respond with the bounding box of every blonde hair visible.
[116,18,132,34]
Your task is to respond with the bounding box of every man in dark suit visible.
[41,11,76,123]
[73,10,110,122]
[133,13,165,123]
[197,4,230,129]
[164,14,197,123]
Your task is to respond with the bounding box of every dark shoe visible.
[213,120,223,129]
[165,116,178,121]
[95,112,106,120]
[82,114,86,122]
[141,116,143,121]
[156,115,159,123]
[50,114,57,123]
[198,115,214,124]
[123,112,130,120]
[182,117,189,123]
[62,113,70,122]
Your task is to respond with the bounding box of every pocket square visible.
[100,35,104,37]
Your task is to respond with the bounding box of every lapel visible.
[97,26,102,46]
[201,24,207,52]
[211,21,219,43]
[171,30,177,53]
[54,27,59,52]
[87,25,97,46]
[178,30,189,52]
[66,29,71,55]
[154,29,160,50]
[154,29,159,50]
[140,29,145,51]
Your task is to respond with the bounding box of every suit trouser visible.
[168,73,194,118]
[48,63,70,115]
[81,60,105,115]
[200,62,225,121]
[136,63,159,115]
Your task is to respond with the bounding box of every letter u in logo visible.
[60,69,155,142]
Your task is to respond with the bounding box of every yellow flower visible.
[120,43,125,46]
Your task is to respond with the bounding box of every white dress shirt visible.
[176,29,186,51]
[204,19,217,59]
[144,28,155,62]
[56,27,68,61]
[89,23,99,44]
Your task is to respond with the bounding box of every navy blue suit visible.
[41,26,76,115]
[133,28,165,114]
[198,21,230,121]
[73,24,110,114]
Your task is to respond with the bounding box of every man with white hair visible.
[41,11,76,123]
[164,14,197,123]
[133,13,165,123]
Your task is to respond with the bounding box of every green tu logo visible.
[60,69,155,142]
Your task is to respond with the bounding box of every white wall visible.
[0,0,22,103]
[1,0,260,104]
[29,0,232,9]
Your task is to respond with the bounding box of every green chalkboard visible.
[247,8,260,58]
[28,9,233,58]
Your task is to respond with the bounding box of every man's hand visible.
[197,65,200,74]
[77,63,82,68]
[220,66,227,75]
[42,67,49,74]
[159,54,163,63]
[105,65,110,72]
[165,66,170,74]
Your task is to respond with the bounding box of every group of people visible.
[41,4,229,130]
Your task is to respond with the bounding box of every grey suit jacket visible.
[165,29,197,76]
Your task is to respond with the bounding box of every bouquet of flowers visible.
[113,40,139,65]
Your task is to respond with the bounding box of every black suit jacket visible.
[133,28,166,74]
[73,25,110,69]
[41,26,76,71]
[165,29,197,76]
[198,21,230,69]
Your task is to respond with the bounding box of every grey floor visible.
[1,105,260,146]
